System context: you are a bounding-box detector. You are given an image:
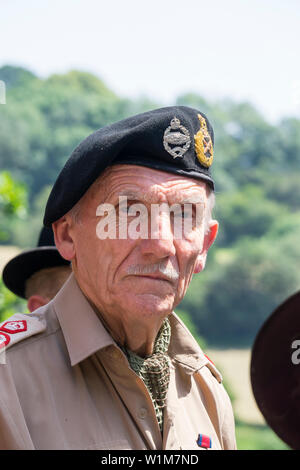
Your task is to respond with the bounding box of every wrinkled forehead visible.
[86,164,210,206]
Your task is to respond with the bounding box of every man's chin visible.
[122,293,175,319]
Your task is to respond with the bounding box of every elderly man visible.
[2,226,71,312]
[0,106,236,450]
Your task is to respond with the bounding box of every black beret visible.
[250,290,300,449]
[2,227,70,299]
[44,106,215,226]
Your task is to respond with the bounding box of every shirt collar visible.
[168,314,222,382]
[53,272,222,382]
[53,273,115,366]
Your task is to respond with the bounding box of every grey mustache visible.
[127,263,179,281]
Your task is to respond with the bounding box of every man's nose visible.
[139,208,176,259]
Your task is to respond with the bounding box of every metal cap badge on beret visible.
[43,106,215,226]
[2,227,70,299]
[250,290,300,450]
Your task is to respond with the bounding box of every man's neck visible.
[80,289,165,357]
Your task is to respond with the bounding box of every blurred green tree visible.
[0,171,27,241]
[0,171,27,321]
[1,67,300,347]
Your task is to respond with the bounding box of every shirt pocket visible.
[84,439,136,450]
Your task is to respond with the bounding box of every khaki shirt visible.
[0,273,237,450]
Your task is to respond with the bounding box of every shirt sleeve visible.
[219,383,237,450]
[0,361,34,449]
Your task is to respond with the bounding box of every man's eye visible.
[119,205,129,214]
[182,207,195,219]
[118,201,139,215]
[171,207,189,219]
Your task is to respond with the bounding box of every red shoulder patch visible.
[0,332,10,349]
[0,320,27,334]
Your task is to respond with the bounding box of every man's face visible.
[59,165,217,329]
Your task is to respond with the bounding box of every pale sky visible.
[1,0,300,123]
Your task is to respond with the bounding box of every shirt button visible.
[138,407,148,419]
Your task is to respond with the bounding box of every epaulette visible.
[0,313,46,353]
[204,354,223,384]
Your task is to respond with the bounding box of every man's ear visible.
[52,217,76,261]
[194,220,219,274]
[27,295,50,313]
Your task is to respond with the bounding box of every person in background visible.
[2,226,71,312]
[251,290,300,450]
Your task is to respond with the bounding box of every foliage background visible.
[0,64,298,449]
[1,65,300,347]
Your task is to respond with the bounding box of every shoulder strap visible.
[0,313,46,352]
[204,354,223,383]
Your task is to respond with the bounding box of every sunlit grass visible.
[235,420,290,450]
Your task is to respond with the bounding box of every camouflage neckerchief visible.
[124,317,171,432]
